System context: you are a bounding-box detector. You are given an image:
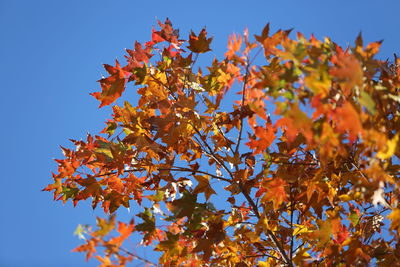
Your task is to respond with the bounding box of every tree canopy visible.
[45,19,400,266]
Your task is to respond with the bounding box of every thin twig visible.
[215,123,235,153]
[233,57,250,157]
[119,247,159,267]
[92,166,231,183]
[237,182,293,266]
[289,184,295,262]
[293,241,306,255]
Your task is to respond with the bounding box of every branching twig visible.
[92,166,231,183]
[144,51,294,266]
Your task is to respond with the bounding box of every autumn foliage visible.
[45,19,400,266]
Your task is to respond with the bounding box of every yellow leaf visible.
[377,134,399,160]
[293,224,310,235]
[304,71,331,96]
[261,217,269,230]
[339,194,352,202]
[146,70,168,99]
[258,260,270,267]
[217,69,231,85]
[353,191,362,199]
[293,247,311,264]
[388,208,400,231]
[314,219,332,246]
[244,231,260,243]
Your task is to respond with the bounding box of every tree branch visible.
[237,182,293,266]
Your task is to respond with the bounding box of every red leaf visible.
[334,225,349,244]
[91,60,130,107]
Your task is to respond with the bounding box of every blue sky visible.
[1,0,399,266]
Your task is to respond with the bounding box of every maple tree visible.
[45,19,400,266]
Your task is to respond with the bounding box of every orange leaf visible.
[187,28,213,53]
[91,60,129,107]
[225,33,242,59]
[261,178,288,210]
[333,101,363,142]
[193,175,216,200]
[73,240,97,261]
[245,123,275,154]
[330,52,363,96]
[109,221,134,246]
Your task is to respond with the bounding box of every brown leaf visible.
[187,28,213,53]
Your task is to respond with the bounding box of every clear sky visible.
[1,0,399,266]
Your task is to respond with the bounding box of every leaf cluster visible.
[45,19,400,266]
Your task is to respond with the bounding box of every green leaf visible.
[94,140,113,160]
[103,121,117,136]
[359,91,376,114]
[156,232,179,251]
[136,208,156,232]
[168,191,197,218]
[61,187,79,200]
[132,65,147,85]
[147,190,165,202]
[349,212,359,227]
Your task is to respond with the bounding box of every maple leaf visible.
[225,33,243,59]
[125,41,153,64]
[313,219,333,247]
[377,134,399,160]
[275,103,313,143]
[93,216,116,237]
[193,175,216,200]
[187,28,213,53]
[333,101,363,142]
[109,221,134,246]
[330,52,363,96]
[261,178,288,210]
[95,256,115,267]
[254,23,270,43]
[245,123,275,154]
[168,191,197,219]
[150,18,180,45]
[75,177,103,208]
[72,240,97,261]
[388,209,400,231]
[91,60,129,107]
